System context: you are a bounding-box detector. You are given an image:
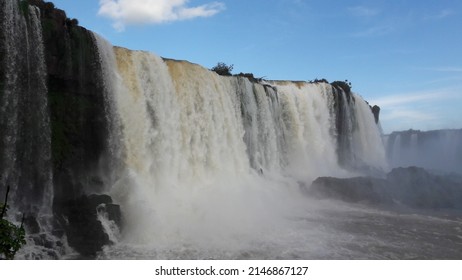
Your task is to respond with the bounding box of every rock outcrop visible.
[0,0,116,257]
[309,167,462,209]
[54,194,121,257]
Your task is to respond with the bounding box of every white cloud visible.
[369,90,454,107]
[98,0,225,31]
[380,107,437,122]
[370,89,462,133]
[380,107,442,133]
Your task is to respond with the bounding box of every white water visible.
[0,1,52,210]
[0,0,22,196]
[2,1,459,260]
[97,204,121,244]
[91,35,389,258]
[386,129,462,174]
[269,81,343,180]
[351,95,388,171]
[1,1,64,260]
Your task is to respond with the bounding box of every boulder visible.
[23,214,41,234]
[386,167,462,209]
[309,176,391,205]
[55,194,121,257]
[371,105,380,123]
[308,167,462,210]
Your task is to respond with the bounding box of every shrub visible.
[71,18,79,26]
[310,78,329,84]
[44,2,55,11]
[331,80,352,94]
[211,62,233,76]
[0,186,26,260]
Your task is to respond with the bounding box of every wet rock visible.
[371,105,380,123]
[309,176,391,205]
[51,229,65,238]
[24,214,40,234]
[105,204,122,226]
[309,167,462,209]
[55,194,121,257]
[387,167,462,209]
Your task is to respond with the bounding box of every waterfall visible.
[0,0,63,260]
[1,0,389,259]
[269,81,342,179]
[0,0,52,214]
[87,37,388,255]
[386,129,462,174]
[239,79,285,173]
[351,95,388,171]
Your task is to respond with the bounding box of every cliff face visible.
[35,0,110,202]
[0,0,115,258]
[1,0,110,202]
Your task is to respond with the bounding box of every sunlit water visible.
[90,35,460,260]
[3,2,460,260]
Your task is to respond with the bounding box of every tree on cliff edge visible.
[0,185,26,260]
[211,62,233,76]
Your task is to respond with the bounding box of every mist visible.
[385,129,462,175]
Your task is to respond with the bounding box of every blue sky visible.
[49,0,462,133]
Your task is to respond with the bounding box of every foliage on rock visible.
[0,186,26,260]
[309,78,329,84]
[331,80,352,94]
[211,62,233,76]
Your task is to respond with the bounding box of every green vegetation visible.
[48,90,93,169]
[211,62,234,76]
[210,63,269,82]
[49,91,71,169]
[307,79,352,94]
[331,80,352,94]
[0,185,26,260]
[309,78,329,84]
[44,2,55,11]
[236,72,265,83]
[42,18,55,35]
[19,0,29,18]
[65,18,79,28]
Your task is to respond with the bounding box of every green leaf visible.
[0,211,26,259]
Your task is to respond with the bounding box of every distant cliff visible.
[385,129,462,174]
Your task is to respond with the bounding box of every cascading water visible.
[1,0,409,260]
[238,79,285,173]
[350,95,388,172]
[89,36,390,258]
[386,129,462,174]
[0,0,50,206]
[0,0,62,259]
[268,81,343,180]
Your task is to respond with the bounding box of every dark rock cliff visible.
[0,0,119,258]
[34,0,110,202]
[331,84,356,168]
